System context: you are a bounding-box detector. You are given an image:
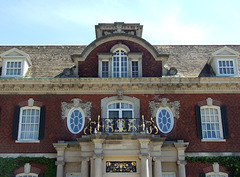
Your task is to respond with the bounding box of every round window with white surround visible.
[67,108,85,134]
[156,107,174,133]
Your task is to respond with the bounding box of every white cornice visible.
[0,77,240,94]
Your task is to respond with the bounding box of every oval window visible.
[156,107,174,133]
[67,108,85,134]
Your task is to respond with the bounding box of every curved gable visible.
[72,33,168,62]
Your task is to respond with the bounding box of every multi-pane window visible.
[218,60,235,75]
[107,102,133,118]
[18,107,40,141]
[5,61,22,76]
[67,108,84,134]
[102,61,109,77]
[156,107,174,133]
[200,106,223,140]
[132,61,139,77]
[163,173,176,177]
[112,50,128,78]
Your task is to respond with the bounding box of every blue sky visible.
[1,0,240,45]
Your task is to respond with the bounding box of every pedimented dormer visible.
[208,46,239,77]
[0,48,32,77]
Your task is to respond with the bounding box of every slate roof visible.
[0,45,240,78]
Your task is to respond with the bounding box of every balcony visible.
[84,117,158,135]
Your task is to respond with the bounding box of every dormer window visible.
[0,48,32,78]
[208,46,239,77]
[98,43,142,78]
[218,59,235,75]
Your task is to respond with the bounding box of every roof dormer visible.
[0,48,32,78]
[208,46,239,77]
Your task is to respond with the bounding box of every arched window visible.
[107,101,134,118]
[156,107,174,133]
[112,50,128,78]
[67,108,85,134]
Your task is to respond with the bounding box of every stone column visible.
[140,154,150,177]
[174,140,189,177]
[94,154,103,177]
[55,161,65,177]
[53,142,68,177]
[178,160,187,177]
[153,157,162,177]
[81,158,89,177]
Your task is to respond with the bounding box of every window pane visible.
[19,108,40,141]
[201,107,223,139]
[218,60,235,75]
[67,109,84,134]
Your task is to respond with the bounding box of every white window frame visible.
[131,60,140,77]
[206,172,228,177]
[200,105,224,141]
[16,173,38,177]
[162,172,176,177]
[112,49,128,78]
[66,173,81,177]
[3,59,23,77]
[17,106,41,142]
[107,101,134,118]
[156,107,174,133]
[217,59,236,76]
[67,107,85,134]
[101,60,110,78]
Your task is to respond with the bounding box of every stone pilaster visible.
[81,158,90,177]
[153,157,162,177]
[174,140,189,177]
[177,160,187,177]
[53,142,68,177]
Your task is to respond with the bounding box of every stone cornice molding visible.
[61,98,92,119]
[149,98,180,119]
[1,77,240,94]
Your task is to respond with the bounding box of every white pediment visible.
[212,46,239,57]
[0,48,32,65]
[208,46,239,64]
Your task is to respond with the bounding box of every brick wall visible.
[0,93,240,153]
[78,40,162,77]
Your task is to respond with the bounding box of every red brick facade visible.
[0,93,239,153]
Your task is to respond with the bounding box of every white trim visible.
[15,140,40,143]
[16,173,38,177]
[200,105,224,140]
[156,107,174,133]
[0,153,56,158]
[18,106,41,142]
[186,152,240,157]
[206,172,227,177]
[201,139,226,142]
[67,107,85,134]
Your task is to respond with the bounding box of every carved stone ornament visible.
[117,89,124,100]
[24,163,31,174]
[61,98,92,119]
[149,98,180,119]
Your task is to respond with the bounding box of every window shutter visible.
[9,173,16,177]
[221,105,230,139]
[195,105,202,139]
[38,106,46,140]
[12,106,20,140]
[39,173,44,177]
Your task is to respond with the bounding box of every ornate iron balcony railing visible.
[101,118,142,134]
